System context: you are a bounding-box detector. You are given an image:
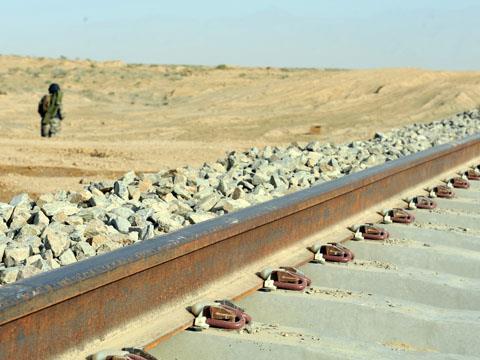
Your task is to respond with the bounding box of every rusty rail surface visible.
[1,134,480,359]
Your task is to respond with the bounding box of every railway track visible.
[1,134,480,359]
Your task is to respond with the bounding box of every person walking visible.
[38,83,64,137]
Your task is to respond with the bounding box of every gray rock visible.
[68,190,92,204]
[252,171,270,186]
[271,157,298,172]
[292,142,308,151]
[121,171,137,185]
[4,244,30,267]
[210,162,226,173]
[32,210,50,227]
[0,203,14,222]
[114,181,129,200]
[30,258,52,271]
[15,224,41,241]
[137,179,153,193]
[89,188,109,207]
[158,193,174,203]
[0,266,20,284]
[154,215,182,232]
[0,220,7,233]
[218,199,251,213]
[187,212,215,224]
[26,254,43,266]
[194,178,210,190]
[246,191,273,204]
[41,201,78,217]
[262,146,273,159]
[69,228,86,242]
[65,216,84,226]
[173,184,193,198]
[128,186,141,201]
[42,248,54,261]
[45,232,69,257]
[17,265,43,280]
[193,187,214,200]
[36,193,55,207]
[145,200,169,213]
[84,219,109,238]
[128,231,139,242]
[110,216,131,234]
[53,190,69,202]
[96,240,123,254]
[318,160,337,174]
[140,224,155,240]
[304,152,322,167]
[284,146,303,158]
[362,155,380,166]
[155,187,173,199]
[25,236,42,254]
[93,180,114,193]
[150,209,171,223]
[196,194,220,212]
[218,178,236,196]
[0,241,7,261]
[207,177,220,188]
[231,187,245,200]
[129,226,145,240]
[306,141,321,152]
[110,207,135,219]
[270,174,288,191]
[59,249,77,266]
[74,241,96,258]
[45,257,61,269]
[174,173,188,186]
[109,194,127,207]
[9,207,32,230]
[171,200,193,216]
[9,193,31,208]
[88,234,110,250]
[77,207,106,222]
[129,211,151,227]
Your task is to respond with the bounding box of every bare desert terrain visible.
[0,55,479,201]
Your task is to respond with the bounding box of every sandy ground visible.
[1,55,480,201]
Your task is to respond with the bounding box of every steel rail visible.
[1,134,480,359]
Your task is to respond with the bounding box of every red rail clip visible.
[92,350,155,360]
[465,169,480,181]
[122,348,158,360]
[191,300,252,331]
[320,243,355,262]
[432,185,454,199]
[449,177,470,189]
[412,196,437,209]
[384,208,415,224]
[260,267,311,291]
[352,224,389,240]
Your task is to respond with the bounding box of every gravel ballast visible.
[1,109,480,284]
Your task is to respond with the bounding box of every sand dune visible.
[0,55,479,200]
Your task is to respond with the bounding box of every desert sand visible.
[0,55,480,201]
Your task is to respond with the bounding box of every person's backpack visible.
[38,95,50,117]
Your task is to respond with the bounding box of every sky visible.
[1,0,479,70]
